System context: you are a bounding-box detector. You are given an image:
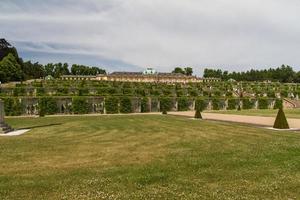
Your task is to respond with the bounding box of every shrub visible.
[177,97,189,111]
[258,98,269,109]
[141,97,150,113]
[120,97,132,113]
[78,88,89,96]
[242,98,254,110]
[105,97,119,114]
[195,98,207,112]
[13,87,26,96]
[273,108,289,129]
[194,108,202,119]
[160,97,173,112]
[38,97,59,115]
[72,97,89,114]
[36,88,45,96]
[4,98,23,116]
[273,99,283,109]
[212,98,220,110]
[227,99,238,110]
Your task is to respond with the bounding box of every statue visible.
[0,100,13,134]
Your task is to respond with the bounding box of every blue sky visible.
[1,0,300,75]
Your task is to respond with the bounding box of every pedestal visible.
[0,100,13,134]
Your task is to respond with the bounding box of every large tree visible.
[172,67,193,76]
[0,53,23,83]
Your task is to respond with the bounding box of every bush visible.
[38,97,59,115]
[194,109,202,119]
[141,97,150,113]
[273,99,283,109]
[78,88,89,96]
[4,98,23,116]
[13,87,26,96]
[36,88,45,96]
[227,99,238,110]
[72,97,89,114]
[273,108,289,129]
[212,98,220,110]
[177,97,189,111]
[242,98,254,110]
[258,98,269,109]
[160,97,173,112]
[120,97,132,113]
[105,97,119,114]
[195,98,207,112]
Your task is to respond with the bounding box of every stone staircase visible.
[0,122,13,134]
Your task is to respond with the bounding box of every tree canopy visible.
[203,65,299,83]
[172,67,193,76]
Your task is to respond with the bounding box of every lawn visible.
[206,108,300,119]
[1,115,300,199]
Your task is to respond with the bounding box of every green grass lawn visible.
[1,115,300,199]
[206,108,300,119]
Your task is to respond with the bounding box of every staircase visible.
[0,122,13,134]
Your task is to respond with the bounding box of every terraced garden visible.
[1,80,300,116]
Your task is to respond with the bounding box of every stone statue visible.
[0,100,13,134]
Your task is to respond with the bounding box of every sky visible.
[1,0,300,75]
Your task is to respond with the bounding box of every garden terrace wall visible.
[0,96,279,116]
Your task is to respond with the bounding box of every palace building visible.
[61,68,220,83]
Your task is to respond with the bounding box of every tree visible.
[0,53,23,83]
[184,67,193,76]
[172,67,185,74]
[273,108,289,129]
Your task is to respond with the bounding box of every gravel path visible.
[169,111,300,129]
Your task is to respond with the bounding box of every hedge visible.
[4,98,23,116]
[242,98,255,110]
[177,97,189,111]
[258,98,269,109]
[160,97,173,112]
[212,98,221,110]
[227,99,238,110]
[120,97,132,113]
[105,97,119,114]
[72,97,89,114]
[38,97,59,115]
[141,97,150,113]
[195,98,207,112]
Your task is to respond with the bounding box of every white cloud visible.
[1,0,300,74]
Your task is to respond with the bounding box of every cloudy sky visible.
[1,0,300,75]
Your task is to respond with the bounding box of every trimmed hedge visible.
[177,97,189,111]
[105,97,119,114]
[273,108,289,129]
[195,98,207,112]
[227,99,238,110]
[212,98,221,110]
[4,98,23,116]
[141,97,150,113]
[38,97,59,115]
[242,98,255,110]
[160,97,173,112]
[72,97,89,114]
[258,98,269,109]
[120,97,132,113]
